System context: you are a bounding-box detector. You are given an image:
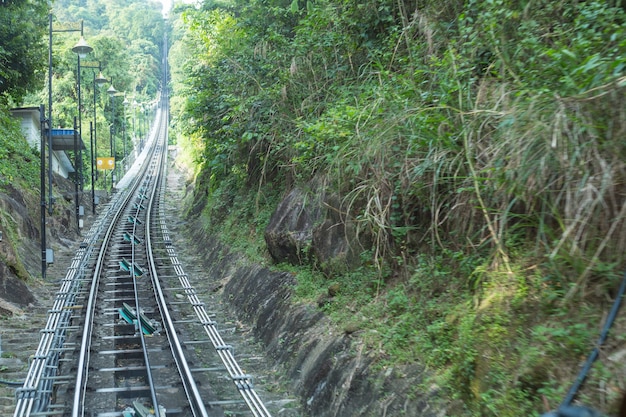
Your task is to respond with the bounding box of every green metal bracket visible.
[123,232,142,245]
[119,258,144,277]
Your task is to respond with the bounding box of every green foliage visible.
[459,0,626,93]
[0,109,40,283]
[170,0,626,415]
[17,0,164,191]
[0,208,32,283]
[0,109,40,191]
[193,173,284,263]
[0,0,48,104]
[53,0,108,30]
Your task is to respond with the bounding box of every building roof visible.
[9,106,41,122]
[50,129,86,151]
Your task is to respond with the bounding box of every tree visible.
[0,0,48,104]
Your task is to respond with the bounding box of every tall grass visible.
[287,1,626,300]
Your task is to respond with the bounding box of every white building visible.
[10,107,84,179]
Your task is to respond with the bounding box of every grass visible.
[0,110,41,282]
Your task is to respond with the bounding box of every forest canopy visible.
[0,0,165,194]
[0,0,48,104]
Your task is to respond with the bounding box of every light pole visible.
[72,34,93,195]
[140,104,145,150]
[40,104,47,280]
[44,14,92,278]
[123,96,129,175]
[132,100,137,150]
[73,116,80,233]
[81,62,107,214]
[48,15,92,213]
[107,83,118,190]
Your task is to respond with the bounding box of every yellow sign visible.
[97,157,115,170]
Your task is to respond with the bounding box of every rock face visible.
[311,192,360,275]
[0,178,81,315]
[264,179,359,275]
[264,186,322,265]
[0,187,38,313]
[190,224,444,417]
[0,263,35,315]
[195,178,445,415]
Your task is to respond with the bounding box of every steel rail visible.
[144,98,211,417]
[125,112,167,417]
[72,96,212,416]
[71,106,165,417]
[14,166,128,417]
[153,101,272,416]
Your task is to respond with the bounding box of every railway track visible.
[13,76,273,416]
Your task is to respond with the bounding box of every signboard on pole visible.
[97,157,115,170]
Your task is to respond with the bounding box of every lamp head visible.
[107,85,117,97]
[95,71,108,87]
[72,36,93,58]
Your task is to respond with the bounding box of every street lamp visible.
[72,36,92,57]
[39,104,47,280]
[140,104,145,150]
[44,14,93,278]
[80,62,107,214]
[93,70,107,204]
[72,32,93,234]
[132,100,138,149]
[72,35,93,195]
[107,84,117,189]
[123,96,129,175]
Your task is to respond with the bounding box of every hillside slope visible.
[169,0,626,415]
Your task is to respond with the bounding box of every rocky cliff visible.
[0,176,85,315]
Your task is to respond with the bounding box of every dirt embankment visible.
[0,176,93,315]
[185,223,444,417]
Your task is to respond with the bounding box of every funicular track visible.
[14,46,272,416]
[68,101,206,417]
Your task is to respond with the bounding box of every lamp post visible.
[107,83,118,190]
[44,14,92,278]
[48,15,92,213]
[123,96,129,175]
[73,116,80,233]
[140,104,145,151]
[72,35,93,195]
[81,62,107,214]
[40,104,47,280]
[132,100,137,150]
